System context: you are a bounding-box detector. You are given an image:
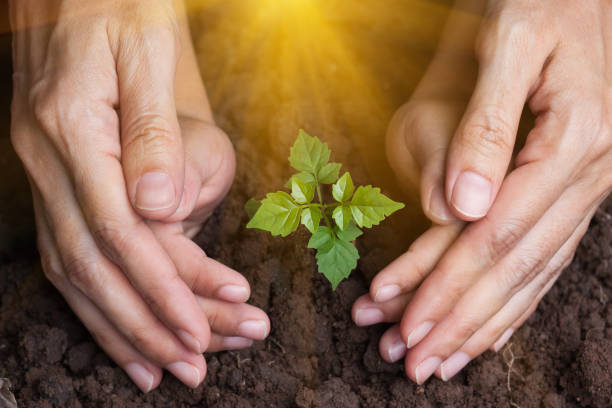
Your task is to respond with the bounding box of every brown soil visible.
[1,1,612,407]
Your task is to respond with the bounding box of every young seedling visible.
[245,130,404,289]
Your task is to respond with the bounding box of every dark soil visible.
[1,1,612,407]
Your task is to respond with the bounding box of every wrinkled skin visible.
[352,0,612,384]
[10,0,269,392]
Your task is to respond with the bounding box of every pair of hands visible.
[352,0,612,384]
[11,0,612,393]
[10,0,270,392]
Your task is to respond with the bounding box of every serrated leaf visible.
[335,222,363,242]
[318,162,342,184]
[245,198,262,219]
[301,206,322,233]
[289,130,331,174]
[284,172,316,189]
[291,177,314,204]
[332,205,352,230]
[315,238,359,290]
[349,185,405,228]
[246,191,301,237]
[308,226,334,250]
[332,172,355,203]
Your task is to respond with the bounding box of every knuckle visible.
[461,109,514,157]
[121,2,181,62]
[500,249,547,292]
[9,127,32,165]
[63,248,99,290]
[128,326,175,362]
[127,326,179,364]
[39,248,64,286]
[31,85,62,137]
[142,283,178,316]
[483,218,526,262]
[90,217,133,262]
[123,114,177,157]
[476,6,536,62]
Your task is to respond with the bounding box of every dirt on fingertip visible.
[1,1,612,407]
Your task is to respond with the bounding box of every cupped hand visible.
[10,0,269,392]
[353,0,612,384]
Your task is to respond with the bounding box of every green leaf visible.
[318,162,342,184]
[246,191,301,237]
[349,185,405,228]
[291,177,314,204]
[332,172,355,203]
[335,222,363,242]
[332,205,352,230]
[301,206,322,233]
[284,172,316,189]
[245,198,262,219]
[289,129,331,174]
[308,226,334,250]
[315,238,359,290]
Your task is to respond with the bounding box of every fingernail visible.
[223,336,254,349]
[166,362,202,388]
[441,352,471,381]
[177,329,202,354]
[217,285,249,302]
[123,362,154,393]
[135,172,175,211]
[354,308,384,326]
[427,184,455,222]
[493,328,514,352]
[374,284,401,303]
[387,337,407,362]
[238,320,269,340]
[407,321,434,348]
[450,171,491,218]
[415,356,442,385]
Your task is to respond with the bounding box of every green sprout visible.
[246,130,404,289]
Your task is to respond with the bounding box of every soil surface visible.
[1,1,612,407]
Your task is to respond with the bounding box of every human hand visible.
[10,0,269,392]
[353,0,612,384]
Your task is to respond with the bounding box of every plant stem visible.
[315,179,333,228]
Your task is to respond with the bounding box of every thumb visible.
[445,10,553,220]
[386,101,462,224]
[117,22,184,220]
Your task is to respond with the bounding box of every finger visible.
[32,180,207,387]
[151,222,250,302]
[489,270,556,352]
[71,144,212,354]
[196,296,270,341]
[351,293,412,326]
[369,223,462,303]
[386,101,462,223]
[26,130,210,376]
[385,0,484,223]
[207,335,253,353]
[115,4,185,219]
[398,110,584,351]
[22,52,212,355]
[164,119,235,225]
[445,5,556,220]
[404,193,599,385]
[378,325,406,363]
[33,191,163,393]
[433,215,587,381]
